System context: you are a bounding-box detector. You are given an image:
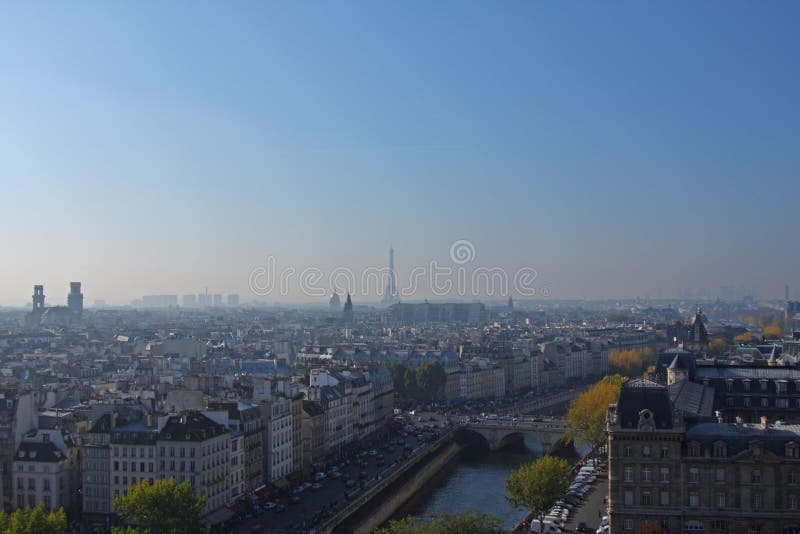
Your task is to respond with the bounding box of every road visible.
[237,431,428,533]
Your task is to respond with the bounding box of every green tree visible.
[403,367,418,398]
[0,505,67,534]
[376,511,505,534]
[505,455,571,532]
[386,363,407,396]
[416,361,447,401]
[113,478,207,534]
[565,375,626,448]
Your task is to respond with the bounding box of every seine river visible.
[392,438,568,529]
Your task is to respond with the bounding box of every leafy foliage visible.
[376,511,505,534]
[505,455,571,529]
[609,348,654,377]
[113,478,208,534]
[0,505,67,534]
[734,332,758,343]
[566,375,625,447]
[762,325,783,340]
[386,362,446,401]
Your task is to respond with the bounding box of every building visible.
[207,401,263,492]
[301,401,325,476]
[12,427,79,516]
[343,293,354,323]
[607,378,800,534]
[67,282,83,317]
[0,391,37,511]
[82,413,113,525]
[263,398,292,483]
[183,294,197,307]
[227,294,239,307]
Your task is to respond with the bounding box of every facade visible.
[608,378,800,534]
[82,414,113,523]
[12,428,79,516]
[301,401,325,475]
[291,395,303,476]
[0,391,37,511]
[264,398,292,483]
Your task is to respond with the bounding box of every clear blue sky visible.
[1,1,798,305]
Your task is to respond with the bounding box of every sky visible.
[1,1,798,306]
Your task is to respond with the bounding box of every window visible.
[624,490,634,505]
[642,446,651,458]
[660,446,669,458]
[43,479,50,492]
[689,467,700,483]
[710,520,728,531]
[28,478,35,491]
[761,398,769,408]
[624,466,633,482]
[752,470,761,483]
[713,442,726,457]
[743,380,751,392]
[726,380,734,392]
[726,397,734,407]
[642,492,652,506]
[752,492,762,509]
[643,467,652,482]
[777,398,789,409]
[715,468,725,482]
[16,478,22,490]
[660,491,669,505]
[790,470,800,484]
[744,397,752,407]
[760,379,768,391]
[789,494,798,510]
[689,492,700,507]
[660,467,670,483]
[787,444,800,459]
[716,493,725,508]
[688,442,701,456]
[624,519,633,530]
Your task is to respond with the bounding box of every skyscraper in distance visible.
[382,246,398,304]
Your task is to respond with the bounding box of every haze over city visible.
[2,1,799,306]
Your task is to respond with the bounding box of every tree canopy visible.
[609,348,654,377]
[762,325,783,340]
[387,362,447,402]
[376,511,505,534]
[0,506,66,534]
[112,478,208,534]
[505,455,571,530]
[566,375,626,448]
[708,338,730,357]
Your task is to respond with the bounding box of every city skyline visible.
[2,2,799,304]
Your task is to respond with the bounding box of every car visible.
[576,522,588,533]
[344,479,357,488]
[595,527,609,534]
[263,501,276,511]
[311,483,322,490]
[315,471,327,481]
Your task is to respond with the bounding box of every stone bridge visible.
[455,418,569,452]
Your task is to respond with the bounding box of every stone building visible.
[607,378,800,534]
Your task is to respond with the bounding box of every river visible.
[392,437,572,530]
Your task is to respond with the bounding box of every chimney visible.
[761,416,768,430]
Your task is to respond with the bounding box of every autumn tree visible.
[505,455,571,532]
[762,325,783,340]
[113,478,207,534]
[734,332,757,343]
[609,348,655,377]
[566,375,626,448]
[376,511,504,534]
[0,506,67,534]
[708,338,730,357]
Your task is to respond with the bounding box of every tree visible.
[762,325,783,340]
[403,367,418,398]
[505,455,571,532]
[609,349,655,377]
[376,511,504,534]
[416,361,447,401]
[113,478,207,534]
[708,338,730,358]
[734,332,757,343]
[0,505,67,534]
[566,375,625,448]
[386,363,408,396]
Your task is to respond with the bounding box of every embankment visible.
[319,434,462,534]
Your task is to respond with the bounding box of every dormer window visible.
[787,443,800,459]
[713,442,727,457]
[688,442,701,457]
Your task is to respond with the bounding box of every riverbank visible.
[320,432,463,534]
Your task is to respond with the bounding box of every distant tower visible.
[329,290,341,313]
[343,293,354,322]
[67,282,83,317]
[382,246,398,304]
[507,295,514,311]
[32,285,45,312]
